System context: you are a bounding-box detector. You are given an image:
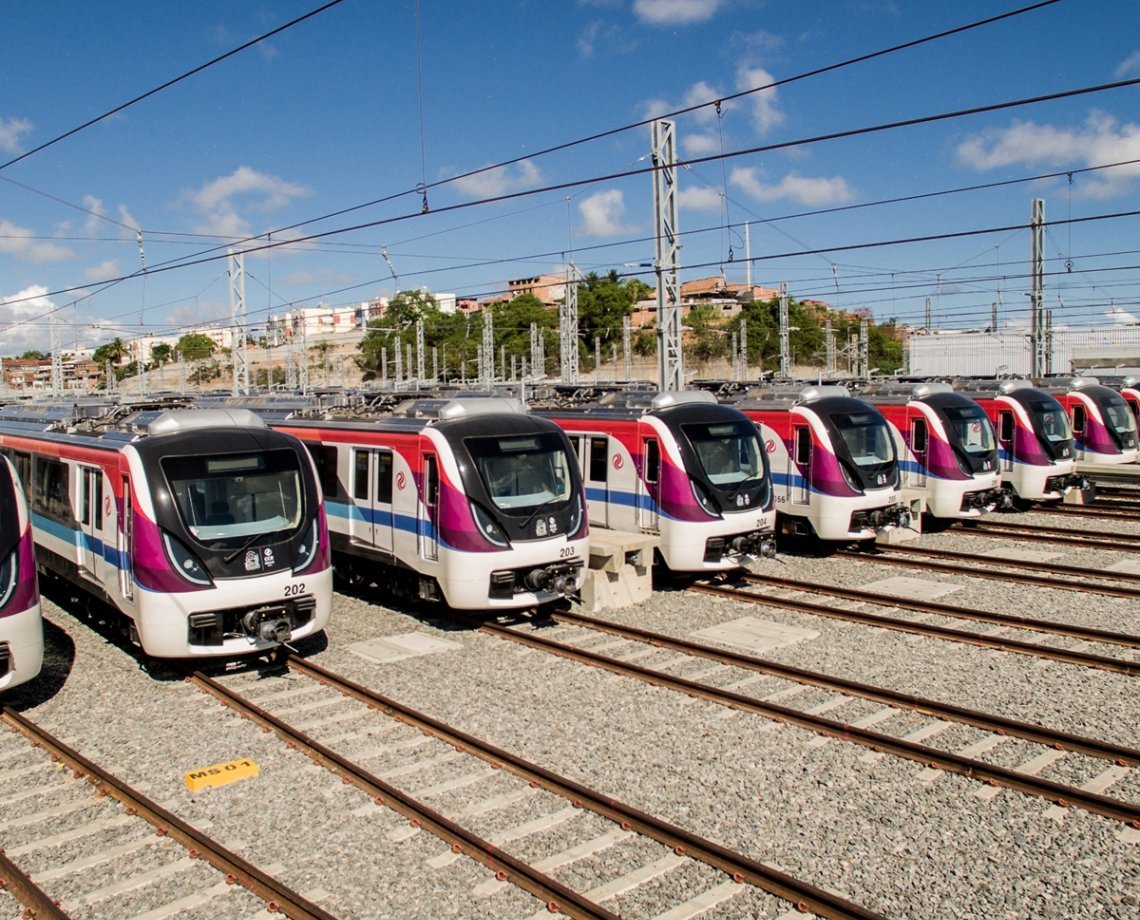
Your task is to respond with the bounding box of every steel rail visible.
[451,617,1140,827]
[738,572,1140,648]
[686,582,1136,676]
[274,656,887,920]
[836,548,1140,600]
[1032,504,1140,520]
[0,848,70,919]
[853,543,1140,582]
[1,706,336,920]
[187,671,619,920]
[543,606,1140,766]
[951,520,1140,552]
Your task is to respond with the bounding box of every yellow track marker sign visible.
[185,758,260,792]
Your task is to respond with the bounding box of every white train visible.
[0,400,333,659]
[0,452,42,691]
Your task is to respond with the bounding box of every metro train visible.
[0,400,332,659]
[1038,377,1138,464]
[950,379,1086,502]
[856,382,1007,519]
[0,452,42,691]
[710,383,915,542]
[249,394,591,610]
[529,388,776,571]
[1122,377,1140,424]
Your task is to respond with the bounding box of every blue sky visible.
[2,0,1138,355]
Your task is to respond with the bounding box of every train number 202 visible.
[284,583,306,597]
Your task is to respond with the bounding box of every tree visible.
[175,332,216,362]
[151,342,173,366]
[92,338,128,366]
[20,349,46,361]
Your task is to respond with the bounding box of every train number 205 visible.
[284,583,306,597]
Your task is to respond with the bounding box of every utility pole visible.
[738,318,747,381]
[229,249,249,396]
[652,119,683,392]
[415,319,425,385]
[860,317,870,381]
[481,310,494,386]
[924,296,931,331]
[560,265,579,383]
[778,283,790,379]
[1030,198,1046,378]
[49,309,64,397]
[623,315,632,381]
[825,319,835,376]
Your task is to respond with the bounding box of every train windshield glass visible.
[681,420,765,485]
[941,404,996,456]
[827,411,895,467]
[1098,394,1137,442]
[162,449,303,541]
[1028,398,1072,446]
[468,433,573,511]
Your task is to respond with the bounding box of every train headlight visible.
[162,533,213,586]
[470,502,510,547]
[0,548,17,610]
[690,479,721,517]
[292,520,321,575]
[838,460,864,494]
[567,492,583,536]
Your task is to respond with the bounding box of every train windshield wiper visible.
[223,533,262,564]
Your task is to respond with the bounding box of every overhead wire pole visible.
[652,119,682,392]
[229,249,249,396]
[560,266,579,384]
[778,282,790,379]
[1030,198,1046,378]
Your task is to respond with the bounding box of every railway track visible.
[0,706,334,920]
[1030,502,1140,522]
[188,661,882,920]
[450,610,1140,827]
[836,543,1140,600]
[951,518,1140,552]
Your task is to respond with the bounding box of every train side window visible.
[912,419,927,453]
[33,457,71,521]
[794,427,811,465]
[999,412,1014,441]
[306,444,339,497]
[644,439,660,484]
[1071,405,1086,434]
[353,450,370,500]
[424,456,439,507]
[376,451,393,502]
[588,437,608,481]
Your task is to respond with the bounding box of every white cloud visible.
[736,65,783,136]
[0,117,32,154]
[449,160,542,199]
[731,167,856,206]
[1106,306,1139,324]
[955,112,1140,198]
[183,166,311,236]
[285,267,355,287]
[1115,50,1140,77]
[0,219,75,263]
[578,189,634,237]
[84,259,120,282]
[633,0,723,25]
[678,185,723,212]
[0,285,58,353]
[681,132,722,156]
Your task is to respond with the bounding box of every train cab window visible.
[588,437,608,482]
[1071,405,1086,435]
[999,412,1015,442]
[911,419,928,453]
[794,427,811,465]
[424,456,439,507]
[376,451,393,502]
[644,439,660,484]
[353,450,370,500]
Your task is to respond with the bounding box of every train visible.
[1038,377,1138,464]
[529,387,776,571]
[240,394,592,610]
[0,399,333,659]
[856,382,1007,519]
[715,384,915,542]
[950,379,1087,502]
[0,452,42,691]
[1122,377,1140,424]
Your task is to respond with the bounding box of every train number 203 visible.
[284,583,306,597]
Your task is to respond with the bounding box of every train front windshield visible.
[941,403,996,468]
[469,434,574,511]
[1097,393,1138,447]
[681,420,766,486]
[163,450,304,541]
[1026,397,1073,455]
[828,411,895,468]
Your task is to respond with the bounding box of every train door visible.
[908,418,928,488]
[638,437,660,532]
[419,454,439,563]
[585,436,609,528]
[77,466,104,584]
[118,477,134,602]
[997,410,1015,472]
[350,449,395,557]
[791,426,811,505]
[1070,404,1087,459]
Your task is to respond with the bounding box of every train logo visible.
[765,439,776,454]
[612,454,624,470]
[396,471,407,491]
